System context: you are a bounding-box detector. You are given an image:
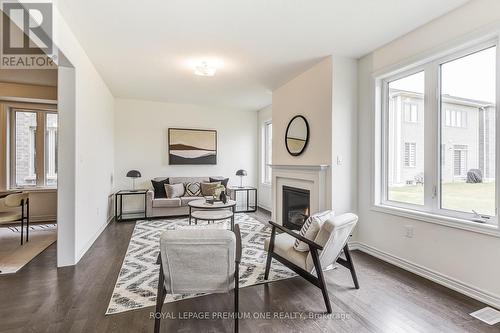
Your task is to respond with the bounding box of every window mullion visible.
[35,111,45,187]
[424,63,439,212]
[495,35,500,222]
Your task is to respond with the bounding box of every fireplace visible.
[282,186,310,230]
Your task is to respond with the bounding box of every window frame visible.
[377,38,499,229]
[262,120,272,185]
[9,107,58,189]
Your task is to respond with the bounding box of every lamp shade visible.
[126,170,141,178]
[235,169,247,176]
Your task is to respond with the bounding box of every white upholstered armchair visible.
[264,213,359,313]
[154,225,242,333]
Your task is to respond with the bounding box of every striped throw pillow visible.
[293,210,333,252]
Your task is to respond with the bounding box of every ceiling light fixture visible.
[194,61,217,77]
[188,58,224,77]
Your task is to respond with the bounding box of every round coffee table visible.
[188,199,237,230]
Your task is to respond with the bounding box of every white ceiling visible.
[56,0,469,110]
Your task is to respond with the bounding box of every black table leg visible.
[119,195,123,222]
[246,189,249,212]
[115,193,118,222]
[231,206,235,231]
[254,189,257,212]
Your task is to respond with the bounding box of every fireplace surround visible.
[271,164,330,226]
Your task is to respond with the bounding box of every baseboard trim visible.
[30,215,57,223]
[348,241,500,309]
[75,217,113,263]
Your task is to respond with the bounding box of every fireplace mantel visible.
[271,164,330,224]
[269,164,329,170]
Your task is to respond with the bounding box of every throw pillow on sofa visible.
[201,181,220,196]
[151,178,169,198]
[164,183,185,198]
[293,210,334,252]
[185,182,202,196]
[209,177,229,188]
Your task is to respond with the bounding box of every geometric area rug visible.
[106,214,296,315]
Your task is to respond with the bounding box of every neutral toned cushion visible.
[264,232,307,270]
[0,211,22,224]
[165,183,185,198]
[180,196,201,206]
[160,229,236,294]
[210,177,229,187]
[4,193,29,207]
[201,182,220,196]
[152,198,181,208]
[294,210,333,252]
[185,182,202,196]
[305,213,358,272]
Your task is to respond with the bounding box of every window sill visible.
[371,204,500,238]
[8,187,57,193]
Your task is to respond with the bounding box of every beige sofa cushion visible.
[153,198,181,208]
[201,182,220,196]
[165,183,185,198]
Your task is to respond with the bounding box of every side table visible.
[228,186,257,213]
[115,189,148,222]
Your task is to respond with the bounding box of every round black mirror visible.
[285,115,309,156]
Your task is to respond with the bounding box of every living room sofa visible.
[146,176,227,218]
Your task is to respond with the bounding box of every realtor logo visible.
[1,1,56,69]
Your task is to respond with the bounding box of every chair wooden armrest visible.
[268,221,323,250]
[234,224,242,264]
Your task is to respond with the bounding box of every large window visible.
[440,46,496,216]
[263,121,272,184]
[380,42,497,224]
[386,71,425,205]
[11,109,58,188]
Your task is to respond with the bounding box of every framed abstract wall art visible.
[168,128,217,165]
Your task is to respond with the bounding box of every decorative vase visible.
[220,190,227,204]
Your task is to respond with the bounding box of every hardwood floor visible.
[0,210,497,333]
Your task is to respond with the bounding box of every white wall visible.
[272,56,358,215]
[332,56,358,215]
[257,105,272,211]
[272,57,333,167]
[357,0,500,307]
[51,4,115,265]
[114,99,258,209]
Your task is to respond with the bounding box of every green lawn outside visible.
[389,182,495,216]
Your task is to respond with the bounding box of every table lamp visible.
[235,169,247,188]
[126,170,141,191]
